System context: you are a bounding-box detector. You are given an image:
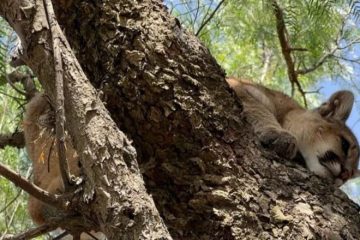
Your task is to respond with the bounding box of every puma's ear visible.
[315,90,354,122]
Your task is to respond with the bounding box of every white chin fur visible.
[304,156,333,179]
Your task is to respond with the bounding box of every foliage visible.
[0,18,35,237]
[167,0,360,107]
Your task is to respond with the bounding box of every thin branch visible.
[43,0,72,190]
[5,74,27,97]
[196,0,225,36]
[296,48,337,75]
[337,37,360,50]
[0,167,31,215]
[0,162,65,210]
[295,9,357,76]
[0,131,24,149]
[0,167,32,240]
[177,4,207,17]
[3,218,66,240]
[1,194,23,239]
[271,0,308,107]
[333,55,360,65]
[304,87,323,95]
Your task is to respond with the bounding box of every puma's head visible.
[284,91,359,185]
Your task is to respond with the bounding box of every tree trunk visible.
[2,0,360,239]
[0,0,171,239]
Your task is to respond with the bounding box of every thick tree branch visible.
[43,0,72,190]
[5,74,27,97]
[334,55,360,64]
[271,0,308,107]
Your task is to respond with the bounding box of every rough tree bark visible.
[0,0,171,239]
[1,0,360,239]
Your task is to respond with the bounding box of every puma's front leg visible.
[243,95,298,159]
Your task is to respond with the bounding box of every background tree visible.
[0,18,34,237]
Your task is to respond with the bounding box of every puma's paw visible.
[258,129,298,159]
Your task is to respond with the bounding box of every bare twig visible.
[196,0,225,36]
[333,55,360,65]
[73,233,81,240]
[3,218,66,240]
[0,131,24,149]
[0,167,31,214]
[0,189,22,215]
[337,38,360,50]
[0,89,24,101]
[194,0,201,25]
[43,0,72,190]
[304,87,323,95]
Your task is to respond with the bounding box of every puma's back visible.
[227,78,360,185]
[23,93,80,224]
[24,93,106,239]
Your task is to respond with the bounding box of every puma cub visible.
[23,93,105,239]
[23,93,81,224]
[227,78,359,185]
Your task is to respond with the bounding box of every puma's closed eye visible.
[341,136,350,156]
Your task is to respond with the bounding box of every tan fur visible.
[227,78,360,185]
[23,93,80,225]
